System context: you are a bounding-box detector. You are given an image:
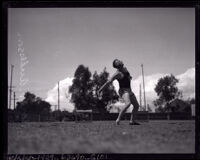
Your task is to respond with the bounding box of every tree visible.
[153,74,182,112]
[24,92,36,102]
[167,99,191,113]
[155,106,165,113]
[16,92,51,116]
[69,65,93,110]
[69,65,119,113]
[185,97,195,105]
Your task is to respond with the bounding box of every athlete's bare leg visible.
[130,92,140,125]
[116,92,131,125]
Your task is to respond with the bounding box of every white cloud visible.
[177,68,195,99]
[45,67,195,113]
[45,77,74,112]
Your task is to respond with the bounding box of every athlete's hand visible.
[97,90,102,99]
[97,90,101,97]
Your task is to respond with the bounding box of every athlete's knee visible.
[124,102,131,110]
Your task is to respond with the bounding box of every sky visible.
[8,8,195,112]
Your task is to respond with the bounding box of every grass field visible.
[8,120,195,154]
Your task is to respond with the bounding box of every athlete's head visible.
[113,59,124,69]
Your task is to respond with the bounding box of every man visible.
[98,59,140,125]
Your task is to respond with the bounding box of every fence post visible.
[167,113,170,120]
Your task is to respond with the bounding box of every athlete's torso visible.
[117,68,131,89]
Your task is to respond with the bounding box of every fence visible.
[8,113,53,122]
[8,111,192,122]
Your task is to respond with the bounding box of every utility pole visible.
[139,84,142,111]
[141,64,147,111]
[9,65,14,109]
[13,92,18,110]
[14,92,16,110]
[58,81,60,111]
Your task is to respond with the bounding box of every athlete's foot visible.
[129,121,140,125]
[116,119,120,125]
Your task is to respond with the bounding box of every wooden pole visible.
[14,92,16,110]
[139,84,142,111]
[141,64,147,111]
[58,81,60,111]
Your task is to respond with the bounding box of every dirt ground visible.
[8,120,195,154]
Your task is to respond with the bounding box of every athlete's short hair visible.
[113,59,119,68]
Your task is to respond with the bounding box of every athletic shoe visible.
[116,120,120,125]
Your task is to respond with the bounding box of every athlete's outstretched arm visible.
[98,71,122,94]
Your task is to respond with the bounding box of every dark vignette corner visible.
[1,0,8,159]
[195,3,200,160]
[1,1,200,160]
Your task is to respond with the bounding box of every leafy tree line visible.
[9,92,74,122]
[15,92,51,115]
[9,64,119,122]
[10,66,194,122]
[7,92,52,122]
[153,74,194,113]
